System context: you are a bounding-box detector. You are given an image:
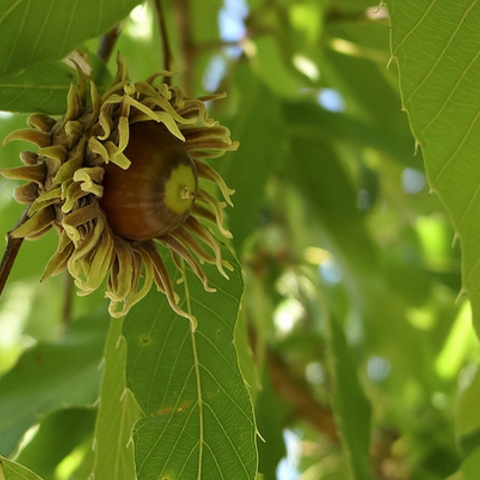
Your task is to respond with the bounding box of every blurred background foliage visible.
[0,0,479,479]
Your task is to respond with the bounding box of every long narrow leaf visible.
[326,315,373,480]
[91,316,141,480]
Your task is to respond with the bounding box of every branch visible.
[0,207,29,299]
[153,0,174,80]
[61,274,74,328]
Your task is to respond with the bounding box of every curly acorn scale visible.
[100,122,198,241]
[0,56,238,320]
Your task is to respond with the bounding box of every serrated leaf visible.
[0,312,108,456]
[326,315,373,480]
[123,245,257,479]
[91,317,141,480]
[385,0,480,333]
[0,0,143,80]
[0,456,42,480]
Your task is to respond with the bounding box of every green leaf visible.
[255,370,285,480]
[0,456,42,480]
[385,0,480,333]
[285,128,377,272]
[326,315,373,480]
[220,68,285,251]
[0,0,143,80]
[455,366,480,455]
[251,36,301,97]
[234,311,258,404]
[0,55,112,114]
[91,316,141,480]
[282,100,415,168]
[15,407,95,480]
[123,245,257,479]
[446,446,480,480]
[321,25,397,127]
[283,103,434,396]
[0,312,108,456]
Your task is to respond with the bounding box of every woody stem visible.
[153,0,174,84]
[0,206,29,299]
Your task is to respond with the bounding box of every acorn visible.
[0,56,239,323]
[100,122,198,241]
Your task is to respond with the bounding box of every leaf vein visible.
[27,0,56,65]
[2,0,30,78]
[200,364,254,426]
[431,105,480,186]
[417,46,480,138]
[404,0,479,106]
[204,402,251,478]
[392,0,438,55]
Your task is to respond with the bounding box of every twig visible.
[153,0,174,81]
[191,39,247,56]
[267,348,339,443]
[61,273,74,328]
[0,207,29,299]
[98,24,122,65]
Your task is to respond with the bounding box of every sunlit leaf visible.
[385,0,480,334]
[123,245,257,479]
[0,312,108,456]
[0,0,143,80]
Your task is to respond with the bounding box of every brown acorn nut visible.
[100,122,198,241]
